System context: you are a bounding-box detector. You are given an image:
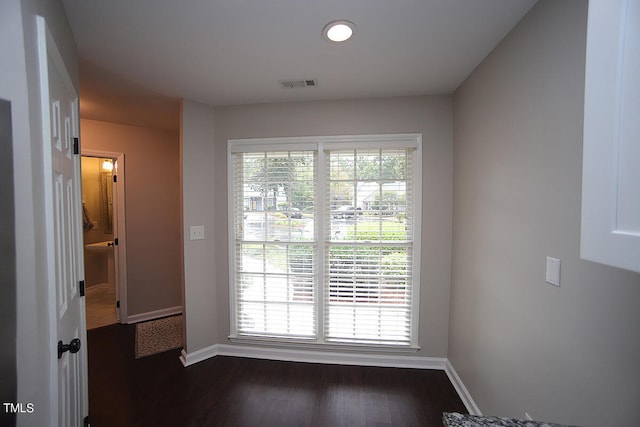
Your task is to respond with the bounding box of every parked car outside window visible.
[284,207,302,219]
[333,205,362,219]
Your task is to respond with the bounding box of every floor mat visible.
[135,315,183,358]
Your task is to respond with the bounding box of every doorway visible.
[81,151,127,329]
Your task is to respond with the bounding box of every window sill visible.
[228,334,420,354]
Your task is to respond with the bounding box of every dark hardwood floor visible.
[87,324,467,426]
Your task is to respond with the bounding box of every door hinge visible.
[114,238,119,245]
[73,137,79,155]
[113,174,117,183]
[84,415,89,427]
[79,280,85,297]
[116,300,120,308]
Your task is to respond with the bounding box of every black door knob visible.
[58,338,81,359]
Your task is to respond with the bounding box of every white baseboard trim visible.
[179,342,447,370]
[180,344,220,367]
[220,344,448,369]
[445,359,482,416]
[126,305,183,324]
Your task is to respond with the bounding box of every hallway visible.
[85,284,116,330]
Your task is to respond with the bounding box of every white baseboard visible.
[126,305,183,324]
[180,344,220,367]
[179,342,446,370]
[219,344,448,369]
[445,359,482,415]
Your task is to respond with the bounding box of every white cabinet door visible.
[581,0,640,273]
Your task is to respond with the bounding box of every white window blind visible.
[325,148,414,345]
[229,135,421,348]
[233,151,317,339]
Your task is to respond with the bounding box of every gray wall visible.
[449,1,640,425]
[180,100,218,353]
[203,96,454,356]
[81,119,182,317]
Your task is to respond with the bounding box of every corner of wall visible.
[180,100,219,354]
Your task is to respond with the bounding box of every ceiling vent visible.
[279,79,318,89]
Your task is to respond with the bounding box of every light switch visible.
[546,257,561,287]
[190,225,205,240]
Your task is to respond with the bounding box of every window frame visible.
[228,134,422,350]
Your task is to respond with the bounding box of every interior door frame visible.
[81,149,128,323]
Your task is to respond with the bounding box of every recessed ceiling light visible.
[323,20,356,43]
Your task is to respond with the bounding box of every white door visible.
[112,156,122,322]
[37,17,88,426]
[82,150,128,323]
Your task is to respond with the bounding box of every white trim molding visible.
[180,342,445,370]
[179,345,221,367]
[126,305,183,324]
[445,360,482,416]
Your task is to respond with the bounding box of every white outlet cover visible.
[546,257,561,286]
[190,225,205,240]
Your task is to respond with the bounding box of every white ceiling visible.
[62,0,537,131]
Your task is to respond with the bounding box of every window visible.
[229,134,421,348]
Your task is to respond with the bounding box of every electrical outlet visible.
[190,225,205,240]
